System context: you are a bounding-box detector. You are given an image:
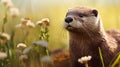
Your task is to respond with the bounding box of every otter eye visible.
[79,14,85,18]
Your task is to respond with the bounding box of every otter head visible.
[63,7,100,33]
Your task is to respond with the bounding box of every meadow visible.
[0,0,120,67]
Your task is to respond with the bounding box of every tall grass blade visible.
[110,52,120,67]
[98,47,105,67]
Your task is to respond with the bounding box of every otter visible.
[63,6,120,67]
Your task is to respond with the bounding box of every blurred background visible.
[0,0,120,50]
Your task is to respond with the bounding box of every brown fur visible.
[64,6,120,67]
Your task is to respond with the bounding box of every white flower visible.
[5,0,13,9]
[0,33,10,40]
[26,21,35,28]
[9,7,20,17]
[1,0,13,8]
[36,18,50,26]
[16,18,35,28]
[0,52,7,60]
[17,43,27,48]
[32,40,48,47]
[41,18,49,23]
[36,20,43,25]
[23,46,34,54]
[1,0,9,4]
[21,18,30,25]
[78,56,92,64]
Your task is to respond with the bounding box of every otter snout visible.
[65,17,73,23]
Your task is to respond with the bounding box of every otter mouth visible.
[66,25,81,33]
[66,25,75,30]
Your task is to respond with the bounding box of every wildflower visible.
[78,56,92,67]
[0,33,10,40]
[36,20,43,25]
[32,40,48,47]
[5,0,13,9]
[41,18,49,25]
[23,46,34,54]
[0,52,7,60]
[1,0,13,9]
[36,18,50,26]
[21,18,30,25]
[16,18,35,28]
[0,33,10,45]
[17,43,27,48]
[9,7,20,17]
[1,0,10,5]
[26,21,35,28]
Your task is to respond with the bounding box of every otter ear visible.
[92,9,98,17]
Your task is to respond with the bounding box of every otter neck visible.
[69,24,107,46]
[70,29,105,40]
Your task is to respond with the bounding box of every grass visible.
[98,47,105,67]
[0,0,120,67]
[110,52,120,67]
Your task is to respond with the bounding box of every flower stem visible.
[46,49,49,56]
[2,13,7,33]
[22,30,30,42]
[85,62,89,67]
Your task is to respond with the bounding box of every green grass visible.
[98,47,105,67]
[110,52,120,67]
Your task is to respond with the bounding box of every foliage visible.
[0,0,52,67]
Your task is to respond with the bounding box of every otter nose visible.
[65,17,73,23]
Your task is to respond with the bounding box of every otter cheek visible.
[69,20,82,28]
